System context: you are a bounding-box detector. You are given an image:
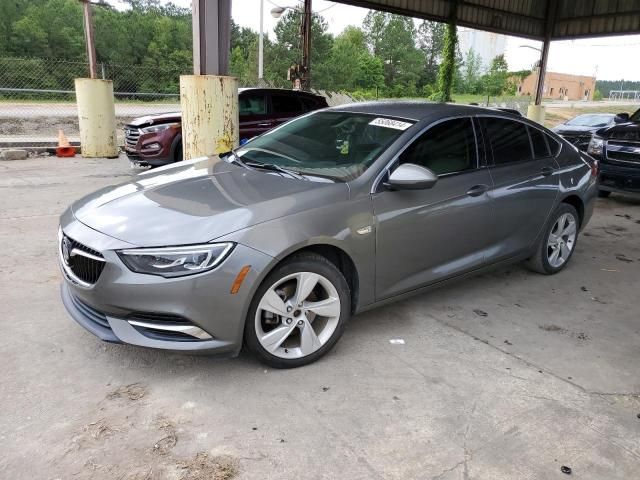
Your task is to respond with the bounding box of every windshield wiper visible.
[220,149,250,169]
[244,161,307,180]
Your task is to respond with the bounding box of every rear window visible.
[484,117,532,165]
[272,94,304,114]
[528,126,550,158]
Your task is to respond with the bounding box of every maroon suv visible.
[124,88,328,167]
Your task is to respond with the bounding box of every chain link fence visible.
[0,56,358,143]
[0,56,187,141]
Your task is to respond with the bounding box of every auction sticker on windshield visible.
[369,117,413,131]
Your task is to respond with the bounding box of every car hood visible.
[552,124,601,134]
[127,112,182,128]
[71,157,349,247]
[595,122,640,141]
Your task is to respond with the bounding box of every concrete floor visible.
[1,155,639,479]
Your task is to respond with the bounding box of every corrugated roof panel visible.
[334,0,640,39]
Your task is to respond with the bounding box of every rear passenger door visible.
[481,117,559,261]
[239,92,271,142]
[270,93,305,127]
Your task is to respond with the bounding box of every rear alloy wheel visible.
[525,203,579,275]
[245,253,350,368]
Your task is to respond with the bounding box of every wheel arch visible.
[258,241,360,314]
[560,194,584,227]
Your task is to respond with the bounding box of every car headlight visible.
[587,136,604,156]
[117,243,234,278]
[140,123,179,134]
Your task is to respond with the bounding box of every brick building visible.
[516,71,596,101]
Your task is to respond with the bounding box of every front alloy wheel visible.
[245,253,350,368]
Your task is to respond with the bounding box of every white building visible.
[458,28,507,71]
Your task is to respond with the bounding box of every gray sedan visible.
[59,102,597,368]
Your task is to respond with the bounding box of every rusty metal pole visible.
[301,0,312,91]
[527,0,558,123]
[81,0,98,79]
[181,0,238,161]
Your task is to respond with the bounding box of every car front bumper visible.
[599,161,640,197]
[59,209,273,355]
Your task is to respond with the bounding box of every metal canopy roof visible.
[334,0,640,40]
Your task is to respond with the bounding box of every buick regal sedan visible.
[59,102,597,368]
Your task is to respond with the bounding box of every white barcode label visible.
[369,117,413,130]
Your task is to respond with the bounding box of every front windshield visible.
[566,114,613,127]
[631,108,640,122]
[235,111,414,181]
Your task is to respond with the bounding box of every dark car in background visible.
[587,107,640,197]
[552,113,617,151]
[124,88,328,167]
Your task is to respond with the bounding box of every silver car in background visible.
[59,102,597,368]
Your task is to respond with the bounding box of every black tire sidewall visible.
[538,204,579,274]
[174,142,183,163]
[244,254,351,368]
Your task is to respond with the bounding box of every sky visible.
[113,0,640,81]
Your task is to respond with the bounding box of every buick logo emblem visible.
[62,237,73,265]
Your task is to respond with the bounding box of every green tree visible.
[417,20,446,87]
[362,12,423,96]
[459,48,483,94]
[323,26,371,90]
[482,54,509,97]
[268,10,334,89]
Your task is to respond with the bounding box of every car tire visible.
[174,141,183,163]
[598,190,611,198]
[244,252,351,368]
[525,203,580,275]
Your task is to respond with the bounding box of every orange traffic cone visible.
[56,129,76,157]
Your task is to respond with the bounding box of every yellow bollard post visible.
[526,104,546,125]
[74,78,119,158]
[179,75,239,161]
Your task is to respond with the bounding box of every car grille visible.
[60,234,106,286]
[124,126,141,150]
[606,140,640,166]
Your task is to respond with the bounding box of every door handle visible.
[541,166,554,176]
[466,184,489,197]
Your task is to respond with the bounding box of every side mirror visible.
[384,163,438,191]
[614,113,630,123]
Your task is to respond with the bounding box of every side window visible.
[546,133,562,156]
[272,94,304,114]
[300,97,316,111]
[528,126,550,158]
[399,118,477,175]
[484,117,532,165]
[239,94,267,116]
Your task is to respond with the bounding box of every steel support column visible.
[182,0,237,161]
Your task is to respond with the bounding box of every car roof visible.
[326,100,523,121]
[239,87,323,98]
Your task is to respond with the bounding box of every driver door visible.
[372,117,495,300]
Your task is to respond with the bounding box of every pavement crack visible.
[431,460,465,480]
[428,314,592,395]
